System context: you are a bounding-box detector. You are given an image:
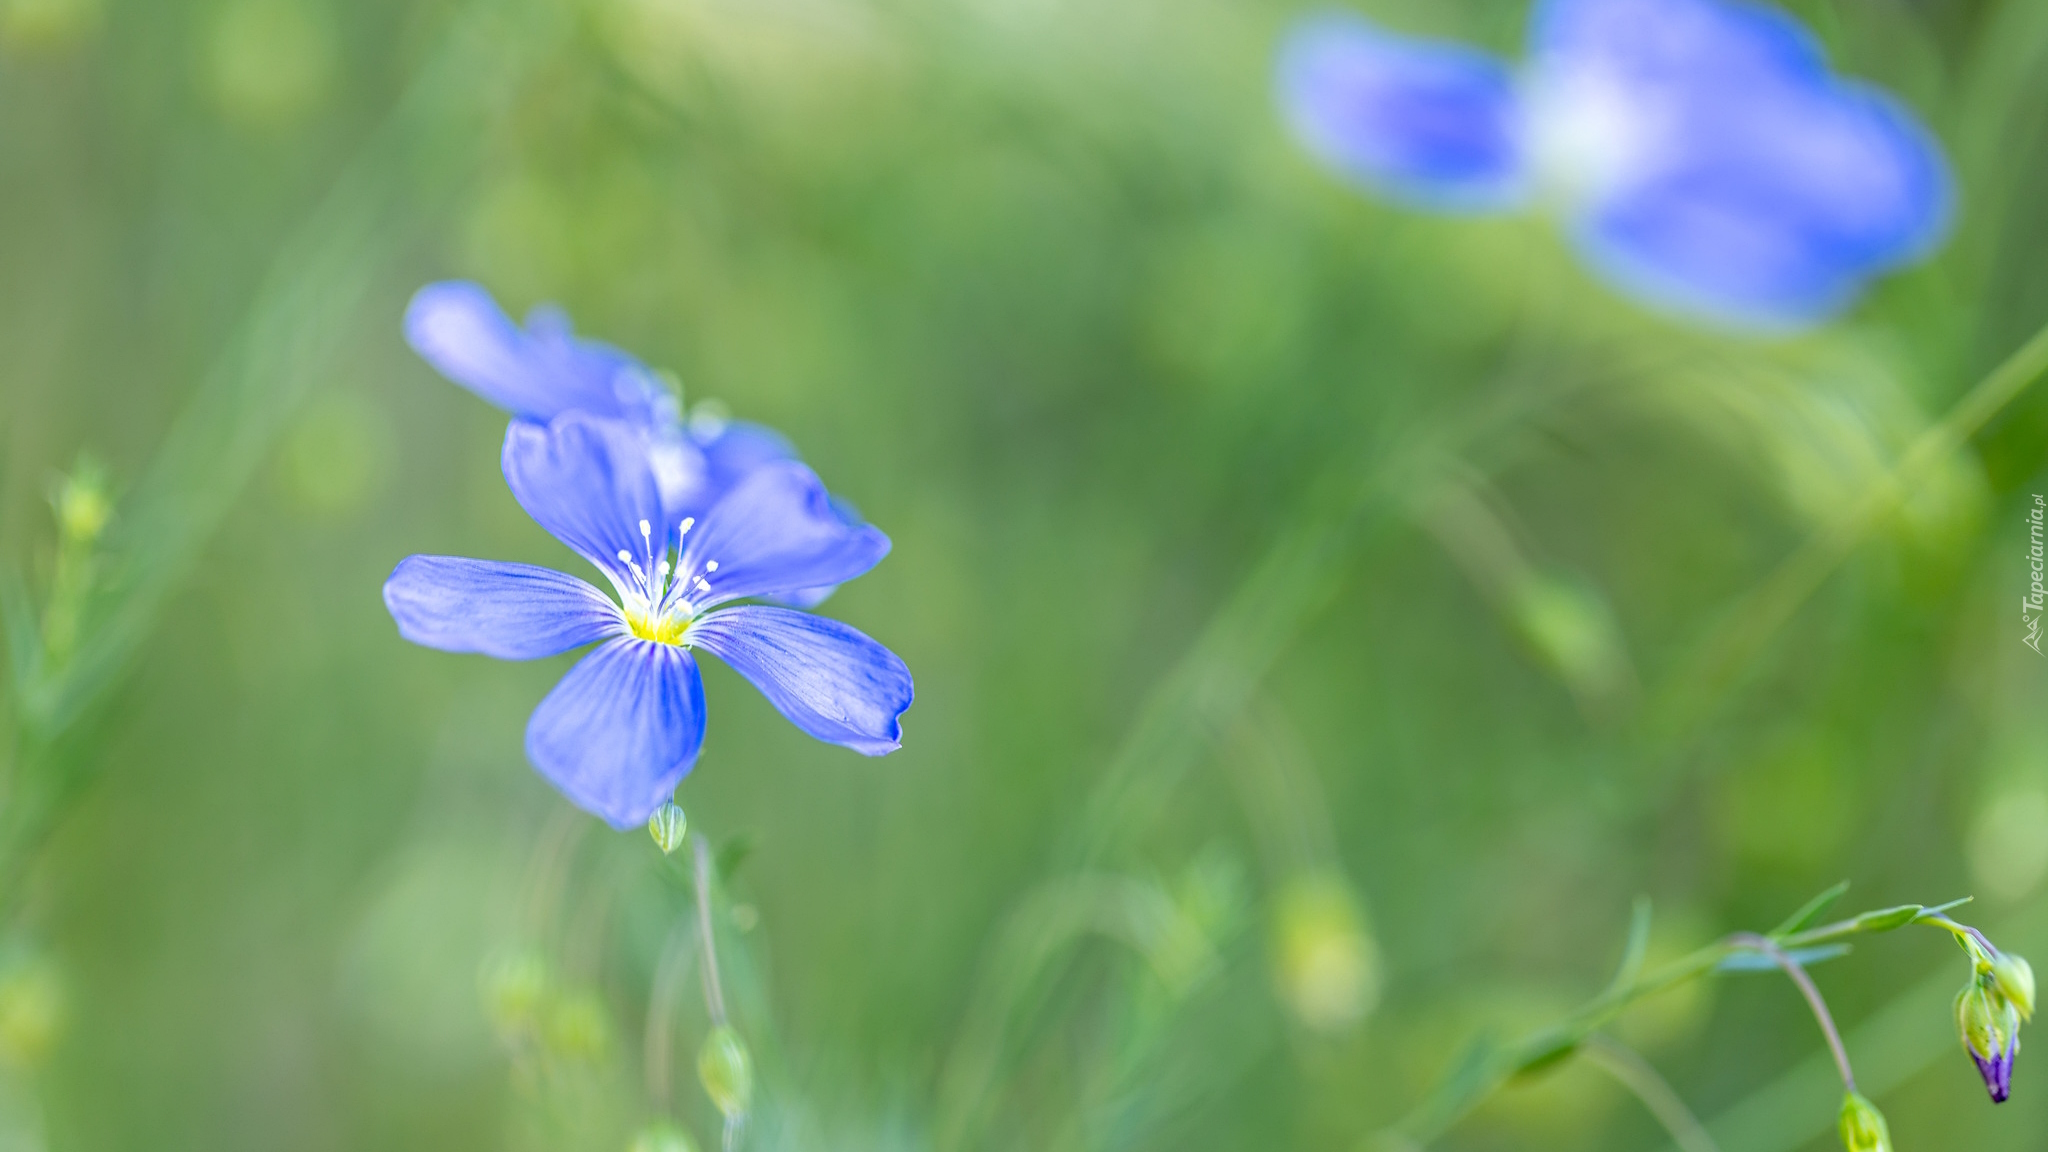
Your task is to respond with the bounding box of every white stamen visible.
[639,519,652,538]
[705,560,719,572]
[679,517,695,535]
[616,550,633,563]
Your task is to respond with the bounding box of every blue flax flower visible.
[382,411,914,828]
[405,281,800,523]
[1277,0,1952,329]
[406,280,842,607]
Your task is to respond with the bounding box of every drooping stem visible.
[693,835,729,1028]
[1580,1034,1721,1152]
[1727,934,1856,1093]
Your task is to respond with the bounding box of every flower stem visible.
[693,835,729,1028]
[1580,1034,1721,1152]
[1648,314,2048,739]
[1728,934,1856,1093]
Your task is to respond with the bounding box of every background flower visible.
[1278,0,1952,328]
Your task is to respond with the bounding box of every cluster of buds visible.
[1951,934,2034,1104]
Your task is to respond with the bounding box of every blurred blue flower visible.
[1277,0,1952,329]
[382,411,913,828]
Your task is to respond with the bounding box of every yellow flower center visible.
[626,608,690,646]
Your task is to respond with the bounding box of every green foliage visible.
[1,0,2047,1150]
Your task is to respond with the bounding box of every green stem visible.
[1389,900,1971,1146]
[1648,315,2048,739]
[1728,934,1855,1092]
[1581,1034,1721,1152]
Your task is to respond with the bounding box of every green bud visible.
[479,949,549,1039]
[1270,872,1381,1033]
[1838,1093,1891,1152]
[627,1121,701,1152]
[1957,982,2007,1058]
[697,1024,753,1119]
[1992,953,2035,1022]
[648,801,688,855]
[0,955,64,1069]
[52,463,111,546]
[545,988,612,1062]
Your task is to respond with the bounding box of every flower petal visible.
[383,556,624,659]
[694,418,799,496]
[679,462,890,610]
[686,606,911,754]
[1277,11,1528,211]
[405,281,674,426]
[1527,0,1951,327]
[502,412,670,596]
[525,637,707,828]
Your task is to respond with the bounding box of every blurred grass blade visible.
[1647,315,2048,742]
[1607,896,1654,994]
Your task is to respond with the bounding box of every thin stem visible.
[1727,934,1855,1093]
[643,919,696,1114]
[1581,1034,1721,1152]
[693,835,729,1028]
[1651,315,2048,738]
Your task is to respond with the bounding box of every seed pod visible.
[698,1024,754,1119]
[648,802,688,855]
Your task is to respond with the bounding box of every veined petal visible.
[686,606,911,755]
[405,281,674,427]
[1277,11,1528,211]
[503,411,670,596]
[695,419,799,496]
[525,636,707,829]
[679,462,890,610]
[1527,0,1951,327]
[383,556,625,659]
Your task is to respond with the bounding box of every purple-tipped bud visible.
[1957,980,2022,1103]
[1973,1035,2016,1103]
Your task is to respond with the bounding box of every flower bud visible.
[479,949,549,1040]
[698,1024,753,1120]
[1270,873,1382,1033]
[628,1121,701,1152]
[545,987,612,1063]
[1837,1092,1891,1152]
[52,464,111,546]
[1992,953,2035,1022]
[0,956,64,1069]
[648,801,688,855]
[1956,980,2020,1103]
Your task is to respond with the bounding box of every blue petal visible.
[694,419,799,496]
[679,462,891,610]
[1528,0,1951,327]
[405,281,675,427]
[383,556,624,659]
[502,412,671,597]
[525,636,707,828]
[1277,11,1528,211]
[686,606,911,755]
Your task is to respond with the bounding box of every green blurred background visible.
[3,0,2048,1149]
